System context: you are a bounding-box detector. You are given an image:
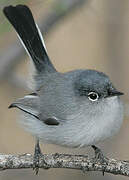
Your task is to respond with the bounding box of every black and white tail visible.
[3,5,56,75]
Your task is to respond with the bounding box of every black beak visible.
[107,88,124,98]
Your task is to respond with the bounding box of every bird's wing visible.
[43,117,59,126]
[9,93,39,119]
[9,93,60,126]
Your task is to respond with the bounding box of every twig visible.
[0,153,129,177]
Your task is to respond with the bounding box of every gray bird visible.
[3,5,124,174]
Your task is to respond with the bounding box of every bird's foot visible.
[33,140,49,175]
[91,145,108,176]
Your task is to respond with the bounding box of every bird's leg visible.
[33,139,42,174]
[91,145,108,176]
[92,145,105,161]
[33,139,49,174]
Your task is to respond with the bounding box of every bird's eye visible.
[88,92,99,102]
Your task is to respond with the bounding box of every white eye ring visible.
[88,92,99,102]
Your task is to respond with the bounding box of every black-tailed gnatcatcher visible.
[3,5,124,174]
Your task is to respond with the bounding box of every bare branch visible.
[0,153,129,177]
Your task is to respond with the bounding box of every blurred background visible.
[0,0,129,179]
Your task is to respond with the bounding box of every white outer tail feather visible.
[36,24,47,52]
[17,23,47,62]
[16,24,47,90]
